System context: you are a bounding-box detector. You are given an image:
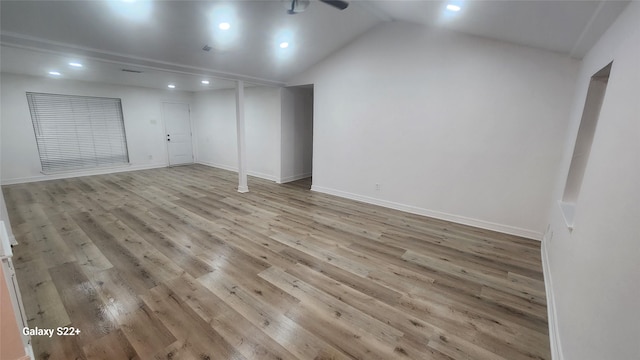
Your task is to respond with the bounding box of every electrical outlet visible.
[375,183,380,191]
[148,155,153,160]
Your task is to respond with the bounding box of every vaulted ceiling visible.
[0,1,630,90]
[370,0,630,59]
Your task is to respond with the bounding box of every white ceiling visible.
[367,0,630,58]
[0,0,382,87]
[0,1,630,91]
[0,45,239,92]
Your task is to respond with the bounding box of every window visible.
[26,92,130,173]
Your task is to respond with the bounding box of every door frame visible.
[161,101,196,167]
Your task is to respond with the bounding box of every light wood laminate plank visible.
[2,165,550,359]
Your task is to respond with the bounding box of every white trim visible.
[23,345,34,360]
[196,161,278,182]
[247,171,278,182]
[23,345,35,360]
[310,185,543,240]
[197,160,237,173]
[278,172,312,184]
[542,238,564,360]
[1,163,167,185]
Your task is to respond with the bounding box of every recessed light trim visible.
[201,80,210,85]
[167,84,176,89]
[279,42,289,49]
[218,22,231,30]
[446,4,461,12]
[69,62,83,68]
[48,71,61,76]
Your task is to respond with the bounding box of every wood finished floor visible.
[3,165,550,360]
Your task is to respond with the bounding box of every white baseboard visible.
[23,342,34,360]
[542,238,564,360]
[197,160,237,173]
[1,163,168,185]
[278,172,312,184]
[196,161,278,182]
[310,185,543,241]
[248,171,278,182]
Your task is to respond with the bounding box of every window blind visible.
[26,92,130,173]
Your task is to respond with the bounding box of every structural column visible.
[235,80,249,193]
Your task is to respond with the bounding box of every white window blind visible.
[26,92,130,173]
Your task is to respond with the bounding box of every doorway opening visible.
[280,85,314,189]
[560,62,612,229]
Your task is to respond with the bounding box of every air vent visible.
[202,44,212,52]
[122,69,143,73]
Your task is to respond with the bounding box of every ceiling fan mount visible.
[284,0,349,15]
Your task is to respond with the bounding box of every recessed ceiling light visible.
[201,80,210,85]
[69,62,83,68]
[48,71,61,76]
[446,4,461,12]
[168,84,176,89]
[279,42,289,49]
[218,22,230,30]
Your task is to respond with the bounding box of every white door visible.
[163,102,193,166]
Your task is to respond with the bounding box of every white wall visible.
[192,86,282,181]
[246,87,282,181]
[0,73,193,184]
[544,2,640,359]
[280,86,313,183]
[192,88,238,170]
[289,22,579,239]
[0,78,13,241]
